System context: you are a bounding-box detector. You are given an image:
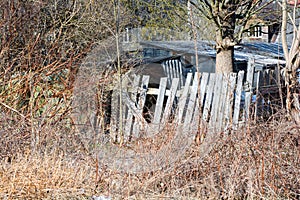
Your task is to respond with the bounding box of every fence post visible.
[243,58,255,122]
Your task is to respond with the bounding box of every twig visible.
[0,102,26,118]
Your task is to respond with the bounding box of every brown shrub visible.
[0,111,299,199]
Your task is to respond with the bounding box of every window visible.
[248,26,262,38]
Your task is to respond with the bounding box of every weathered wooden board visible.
[152,77,168,133]
[132,75,150,138]
[161,78,179,126]
[113,63,260,140]
[223,73,237,131]
[254,71,261,122]
[202,73,216,122]
[110,84,120,141]
[209,74,223,131]
[176,73,193,123]
[183,73,199,130]
[191,73,209,133]
[233,71,245,129]
[199,73,209,106]
[178,61,184,88]
[124,75,140,141]
[216,73,229,132]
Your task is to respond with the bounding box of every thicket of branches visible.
[0,0,132,116]
[0,0,135,156]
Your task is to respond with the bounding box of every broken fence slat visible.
[121,91,148,130]
[152,77,168,133]
[124,75,140,141]
[110,87,119,141]
[172,60,177,78]
[254,71,261,122]
[167,61,173,86]
[200,73,209,106]
[132,75,150,138]
[120,77,129,143]
[171,61,176,82]
[163,61,171,87]
[161,78,179,127]
[174,60,181,85]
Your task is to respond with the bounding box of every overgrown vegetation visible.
[0,0,133,148]
[0,0,299,199]
[0,110,299,199]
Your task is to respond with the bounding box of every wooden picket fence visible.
[161,58,186,89]
[110,61,255,142]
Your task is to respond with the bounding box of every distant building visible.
[243,1,300,45]
[243,1,281,43]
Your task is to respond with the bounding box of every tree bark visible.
[215,46,234,73]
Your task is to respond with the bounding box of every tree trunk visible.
[215,46,234,73]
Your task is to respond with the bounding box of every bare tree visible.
[189,0,271,73]
[130,0,274,72]
[280,0,300,111]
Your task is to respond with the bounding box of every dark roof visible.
[235,42,285,66]
[141,40,286,66]
[238,42,285,58]
[141,40,215,57]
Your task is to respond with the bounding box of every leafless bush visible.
[0,0,134,151]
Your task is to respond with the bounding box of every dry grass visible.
[106,116,300,199]
[0,116,95,199]
[0,154,94,199]
[0,111,299,199]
